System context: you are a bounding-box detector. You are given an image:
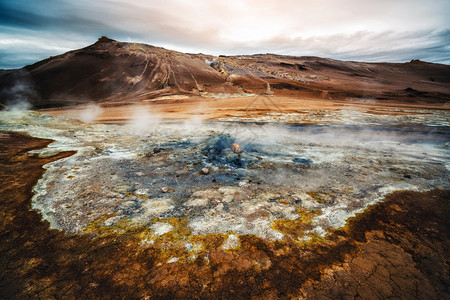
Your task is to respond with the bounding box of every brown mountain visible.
[1,36,449,109]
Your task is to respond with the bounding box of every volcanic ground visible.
[1,105,449,298]
[0,37,449,299]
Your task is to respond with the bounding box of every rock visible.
[238,180,249,187]
[204,133,234,156]
[203,133,253,168]
[222,234,240,250]
[104,216,121,226]
[292,157,313,165]
[161,187,168,193]
[153,147,163,154]
[201,167,210,175]
[135,189,149,195]
[150,222,173,236]
[167,257,179,263]
[231,143,242,153]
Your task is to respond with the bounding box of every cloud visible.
[0,29,89,69]
[0,0,449,68]
[230,29,450,63]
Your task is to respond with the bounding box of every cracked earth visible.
[0,108,449,298]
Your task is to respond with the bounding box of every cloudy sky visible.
[1,0,449,69]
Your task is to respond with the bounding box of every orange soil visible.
[40,96,450,123]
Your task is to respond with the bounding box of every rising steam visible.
[128,104,161,133]
[2,72,37,111]
[75,104,103,123]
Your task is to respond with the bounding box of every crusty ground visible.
[0,132,448,299]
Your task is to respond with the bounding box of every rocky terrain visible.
[0,132,448,299]
[0,107,449,298]
[1,36,450,110]
[0,37,449,299]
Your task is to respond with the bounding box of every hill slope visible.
[1,37,449,109]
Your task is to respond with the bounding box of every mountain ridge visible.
[1,36,449,109]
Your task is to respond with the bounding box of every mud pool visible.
[0,110,449,248]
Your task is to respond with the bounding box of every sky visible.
[0,0,449,69]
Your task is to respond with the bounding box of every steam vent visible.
[1,36,449,299]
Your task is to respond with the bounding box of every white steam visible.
[6,99,31,111]
[128,105,161,133]
[183,115,204,132]
[75,104,103,123]
[4,80,36,111]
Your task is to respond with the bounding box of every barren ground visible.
[41,95,450,123]
[0,95,449,299]
[0,132,448,299]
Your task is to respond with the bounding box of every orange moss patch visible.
[306,191,329,203]
[272,207,322,241]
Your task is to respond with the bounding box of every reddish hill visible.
[1,37,449,109]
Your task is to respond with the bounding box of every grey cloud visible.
[0,0,449,68]
[218,29,450,64]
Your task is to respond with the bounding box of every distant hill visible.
[1,37,450,109]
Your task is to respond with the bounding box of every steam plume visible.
[3,73,36,111]
[128,104,161,133]
[76,104,103,123]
